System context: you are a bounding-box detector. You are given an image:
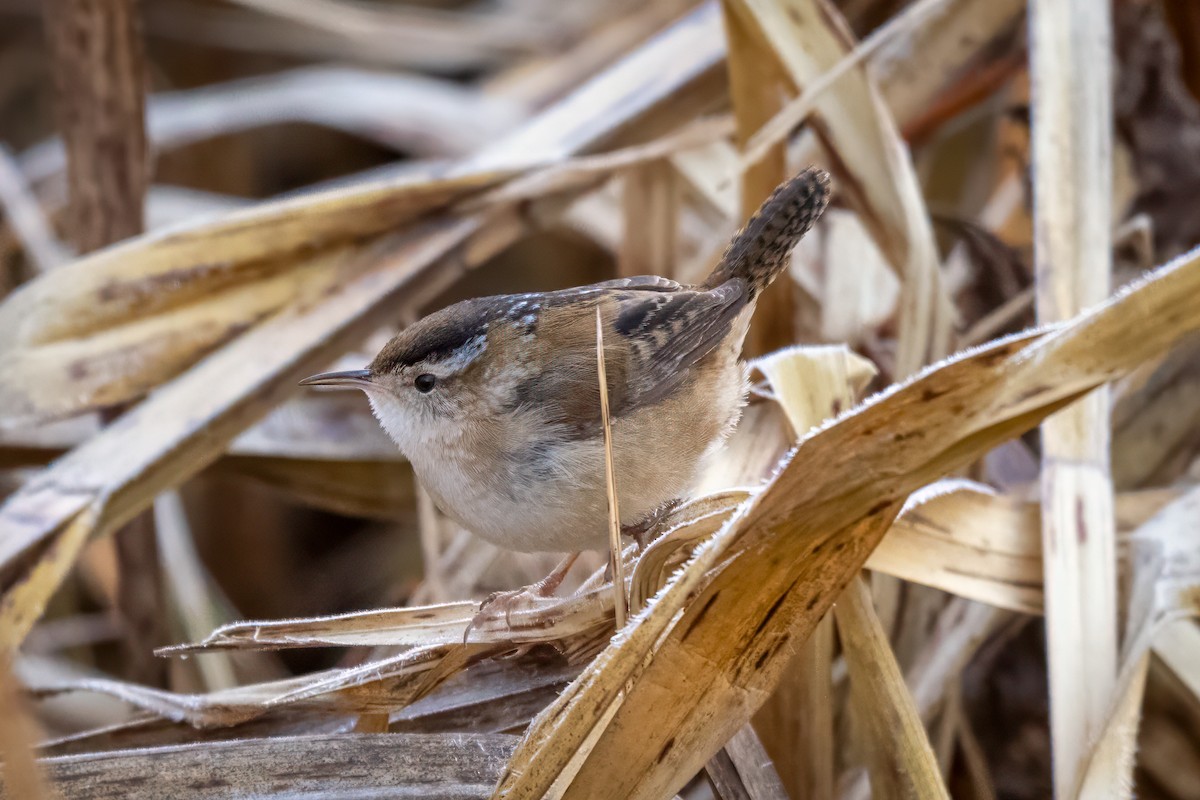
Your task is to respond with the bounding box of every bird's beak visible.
[299,369,372,388]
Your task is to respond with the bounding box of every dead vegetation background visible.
[0,0,1199,798]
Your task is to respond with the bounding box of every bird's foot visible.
[465,552,580,641]
[621,498,683,549]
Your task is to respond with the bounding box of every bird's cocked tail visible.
[704,167,831,299]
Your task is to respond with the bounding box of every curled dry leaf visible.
[871,480,1043,613]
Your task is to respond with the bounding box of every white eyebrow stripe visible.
[434,333,488,374]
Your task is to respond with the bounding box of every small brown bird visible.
[302,168,830,576]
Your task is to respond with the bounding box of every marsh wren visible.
[302,168,830,559]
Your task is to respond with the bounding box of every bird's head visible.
[300,298,504,453]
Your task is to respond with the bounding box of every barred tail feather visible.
[704,167,832,298]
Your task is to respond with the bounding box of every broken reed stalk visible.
[41,0,168,688]
[835,576,951,799]
[1030,0,1119,794]
[596,308,627,629]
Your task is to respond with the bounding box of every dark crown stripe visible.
[369,301,494,373]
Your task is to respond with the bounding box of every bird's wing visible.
[612,280,748,410]
[512,281,747,437]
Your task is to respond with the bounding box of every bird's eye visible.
[414,373,437,393]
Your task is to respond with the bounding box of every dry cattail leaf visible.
[152,491,236,693]
[872,0,1025,126]
[630,490,750,613]
[494,247,1200,800]
[905,597,1005,721]
[0,245,355,426]
[751,344,877,433]
[869,481,1042,614]
[1070,485,1178,799]
[30,645,480,728]
[705,724,790,800]
[164,602,477,653]
[29,654,574,750]
[0,167,511,427]
[471,116,732,211]
[1135,485,1200,620]
[226,0,553,69]
[162,585,609,654]
[1,170,504,347]
[1075,653,1150,800]
[870,484,1186,616]
[1112,335,1200,488]
[743,0,950,165]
